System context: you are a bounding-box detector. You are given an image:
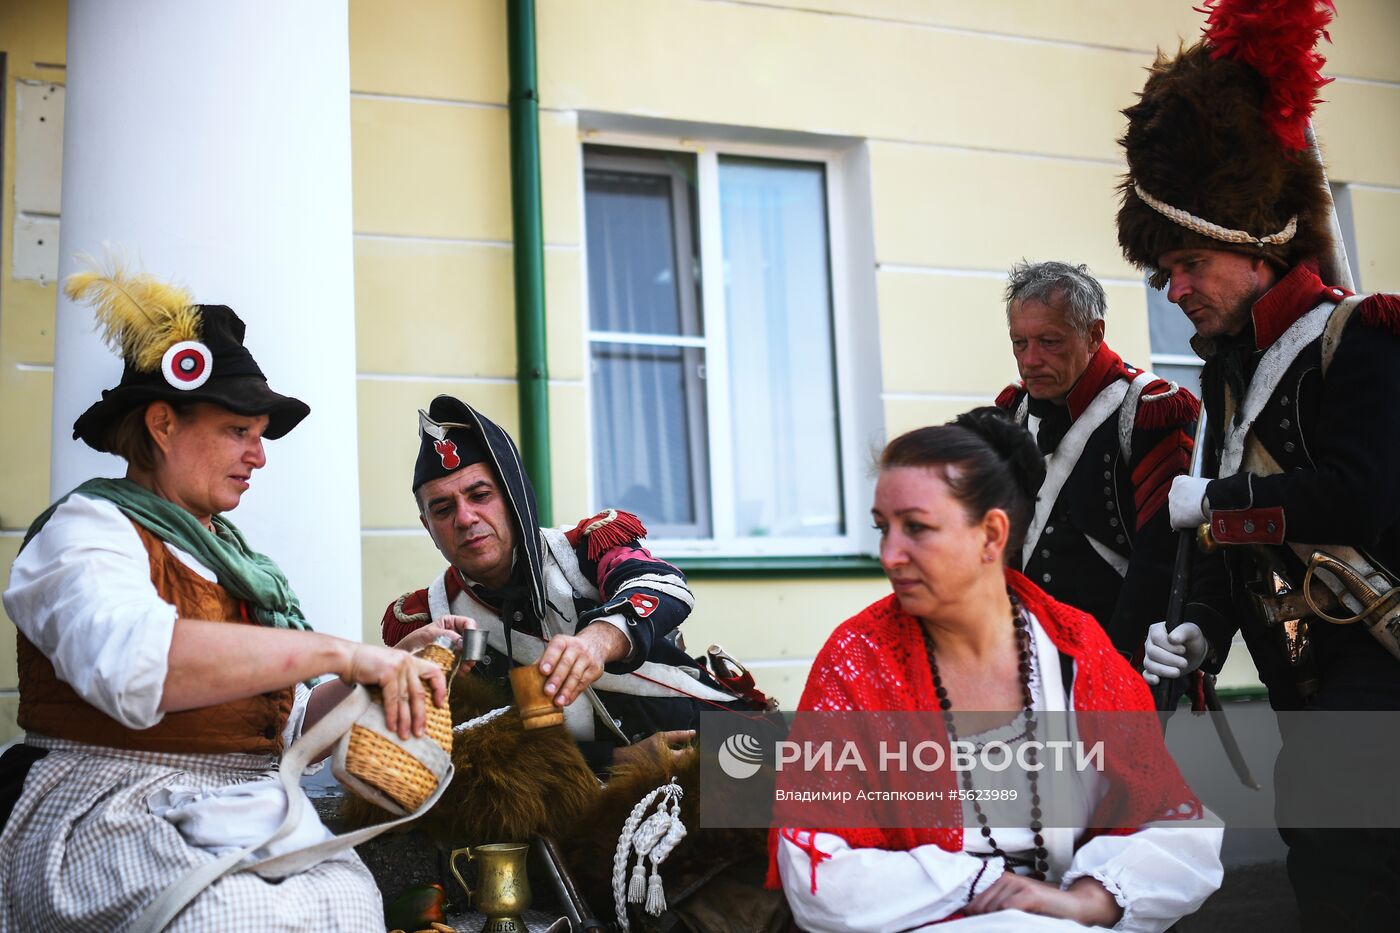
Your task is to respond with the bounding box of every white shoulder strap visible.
[427,569,452,621]
[1321,294,1367,376]
[1220,300,1333,476]
[542,526,598,599]
[1021,379,1132,568]
[1116,371,1159,463]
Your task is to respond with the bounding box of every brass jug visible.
[449,842,532,933]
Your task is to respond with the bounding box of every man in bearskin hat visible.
[382,394,757,772]
[1119,1,1400,926]
[996,259,1199,660]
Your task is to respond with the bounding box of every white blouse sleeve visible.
[778,831,1005,933]
[280,680,330,774]
[2,495,177,730]
[1060,820,1224,933]
[282,681,314,748]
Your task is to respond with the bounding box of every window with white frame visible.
[1145,282,1202,399]
[582,140,869,557]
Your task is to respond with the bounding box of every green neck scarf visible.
[25,477,310,631]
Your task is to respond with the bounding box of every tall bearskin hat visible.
[1117,0,1337,288]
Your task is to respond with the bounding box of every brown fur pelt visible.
[340,672,601,846]
[444,666,514,722]
[437,707,601,845]
[337,673,773,926]
[559,745,771,919]
[1117,42,1333,287]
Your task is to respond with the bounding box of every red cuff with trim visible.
[1211,507,1285,545]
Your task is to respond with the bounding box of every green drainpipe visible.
[507,0,552,524]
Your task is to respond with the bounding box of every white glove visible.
[1142,621,1208,685]
[1168,475,1211,530]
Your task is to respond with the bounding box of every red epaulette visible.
[381,587,430,647]
[1358,294,1400,335]
[993,383,1021,410]
[1131,409,1194,531]
[565,508,649,561]
[1135,378,1200,430]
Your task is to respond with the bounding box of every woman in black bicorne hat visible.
[0,263,447,930]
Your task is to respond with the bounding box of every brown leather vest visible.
[17,520,293,754]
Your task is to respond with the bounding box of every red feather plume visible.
[1200,0,1336,151]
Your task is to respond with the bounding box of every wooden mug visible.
[509,665,564,730]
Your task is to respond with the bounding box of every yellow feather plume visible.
[63,260,199,373]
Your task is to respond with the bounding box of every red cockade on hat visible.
[63,257,310,449]
[434,439,461,470]
[161,340,213,390]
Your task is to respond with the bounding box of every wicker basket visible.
[341,636,461,812]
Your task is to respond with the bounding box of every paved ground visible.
[321,795,1303,930]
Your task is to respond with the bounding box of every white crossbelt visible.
[1021,378,1132,568]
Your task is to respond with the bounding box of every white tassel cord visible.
[612,783,667,932]
[610,778,685,931]
[452,705,510,735]
[627,809,671,901]
[644,793,688,916]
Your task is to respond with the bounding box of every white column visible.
[52,0,362,643]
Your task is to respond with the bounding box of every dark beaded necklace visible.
[921,592,1049,881]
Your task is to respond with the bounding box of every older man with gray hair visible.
[993,260,1200,659]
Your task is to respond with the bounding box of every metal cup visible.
[461,628,487,663]
[449,842,532,933]
[509,665,564,730]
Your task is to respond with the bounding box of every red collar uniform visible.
[1114,1,1400,925]
[384,509,753,773]
[1183,264,1400,712]
[996,343,1199,659]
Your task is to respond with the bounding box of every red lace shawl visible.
[766,570,1203,890]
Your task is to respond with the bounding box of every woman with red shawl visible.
[773,410,1222,931]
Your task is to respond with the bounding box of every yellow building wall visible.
[347,0,598,657]
[2,2,1397,729]
[0,0,66,740]
[347,0,1399,707]
[1350,188,1400,294]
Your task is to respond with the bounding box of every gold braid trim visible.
[1134,183,1297,247]
[393,592,431,625]
[1140,381,1182,403]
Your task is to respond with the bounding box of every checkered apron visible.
[0,736,382,932]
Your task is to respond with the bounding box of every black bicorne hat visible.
[65,265,309,451]
[414,395,546,622]
[412,400,492,492]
